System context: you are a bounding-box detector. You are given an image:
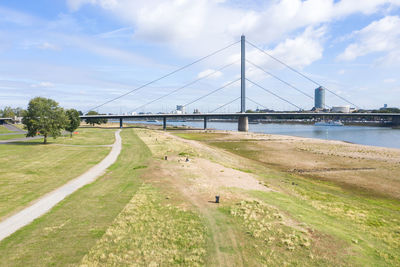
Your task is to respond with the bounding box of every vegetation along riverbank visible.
[0,125,399,266]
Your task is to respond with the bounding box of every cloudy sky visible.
[1,0,400,113]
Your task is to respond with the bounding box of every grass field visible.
[0,128,115,219]
[0,134,26,140]
[1,128,399,266]
[0,129,211,266]
[0,126,13,134]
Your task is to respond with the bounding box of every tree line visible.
[0,107,24,118]
[2,97,108,144]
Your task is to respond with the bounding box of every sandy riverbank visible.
[171,129,400,200]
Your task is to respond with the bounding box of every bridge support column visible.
[238,116,248,132]
[119,118,123,128]
[392,116,400,128]
[204,116,207,130]
[163,117,167,130]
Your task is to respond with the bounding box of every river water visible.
[124,120,400,149]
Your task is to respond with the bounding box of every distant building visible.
[331,106,350,113]
[314,86,325,109]
[175,105,185,114]
[193,108,200,114]
[256,108,274,112]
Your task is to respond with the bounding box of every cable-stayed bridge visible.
[81,35,400,130]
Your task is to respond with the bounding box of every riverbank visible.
[1,127,399,266]
[175,129,400,199]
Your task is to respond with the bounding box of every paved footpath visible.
[0,130,122,241]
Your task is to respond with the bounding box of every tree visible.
[65,109,81,137]
[2,106,15,118]
[12,107,24,117]
[22,97,68,144]
[85,111,108,126]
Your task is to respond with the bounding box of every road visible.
[0,129,122,241]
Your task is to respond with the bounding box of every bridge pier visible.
[392,116,400,127]
[119,118,123,128]
[204,116,207,130]
[163,117,167,130]
[238,116,248,132]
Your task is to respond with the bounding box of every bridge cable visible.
[247,60,331,109]
[246,78,303,111]
[86,40,240,113]
[246,97,269,110]
[129,60,239,113]
[246,40,360,109]
[247,60,313,100]
[183,78,241,108]
[210,96,241,113]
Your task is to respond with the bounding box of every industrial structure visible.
[314,86,325,109]
[331,106,350,113]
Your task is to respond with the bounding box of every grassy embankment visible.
[0,125,24,140]
[0,126,13,134]
[174,132,400,266]
[0,129,208,266]
[0,128,115,220]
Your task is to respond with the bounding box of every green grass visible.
[0,128,115,219]
[0,129,152,266]
[0,134,25,140]
[0,126,13,134]
[176,132,400,266]
[26,127,116,145]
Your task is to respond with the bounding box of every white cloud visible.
[197,69,223,79]
[245,26,326,72]
[0,6,39,26]
[384,78,396,83]
[38,42,59,50]
[338,16,400,62]
[31,81,55,88]
[66,0,400,60]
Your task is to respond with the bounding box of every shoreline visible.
[103,121,400,150]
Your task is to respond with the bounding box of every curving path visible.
[0,130,122,241]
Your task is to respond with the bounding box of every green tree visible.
[22,97,68,144]
[65,109,81,137]
[12,107,24,117]
[85,111,108,126]
[2,106,15,118]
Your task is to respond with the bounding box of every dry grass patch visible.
[81,184,207,266]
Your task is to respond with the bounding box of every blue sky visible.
[0,0,400,113]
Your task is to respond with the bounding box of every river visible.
[123,120,400,149]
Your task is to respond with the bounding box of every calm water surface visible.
[124,120,400,149]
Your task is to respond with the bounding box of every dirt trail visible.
[0,130,122,241]
[136,129,272,266]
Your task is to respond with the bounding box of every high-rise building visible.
[314,86,325,109]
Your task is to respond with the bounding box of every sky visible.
[0,0,400,114]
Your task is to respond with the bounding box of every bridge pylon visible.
[238,35,249,131]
